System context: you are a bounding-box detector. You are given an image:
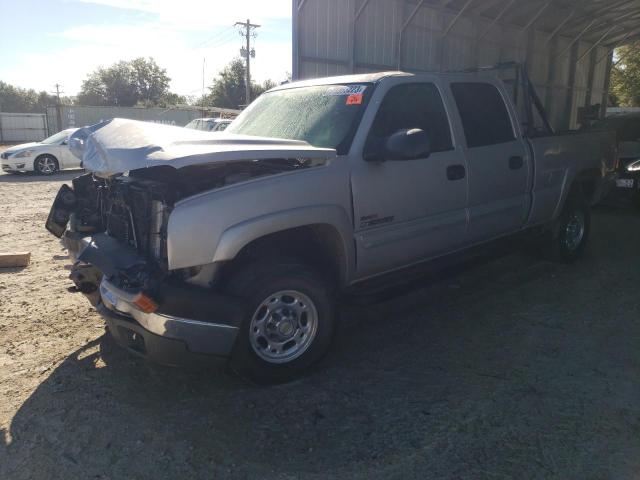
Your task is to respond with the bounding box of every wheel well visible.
[219,224,348,287]
[574,170,600,204]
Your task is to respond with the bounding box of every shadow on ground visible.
[1,209,640,479]
[0,170,84,183]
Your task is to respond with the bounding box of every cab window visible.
[368,83,453,154]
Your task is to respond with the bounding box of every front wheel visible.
[34,155,59,175]
[225,260,337,384]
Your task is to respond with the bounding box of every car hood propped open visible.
[69,118,337,175]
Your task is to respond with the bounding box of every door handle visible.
[509,156,524,170]
[447,164,466,181]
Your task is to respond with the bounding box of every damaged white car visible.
[46,68,616,383]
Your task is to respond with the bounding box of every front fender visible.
[166,162,354,274]
[168,204,354,280]
[212,205,353,263]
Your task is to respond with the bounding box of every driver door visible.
[350,81,469,278]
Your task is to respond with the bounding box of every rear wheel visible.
[225,260,337,384]
[34,155,59,175]
[542,189,591,263]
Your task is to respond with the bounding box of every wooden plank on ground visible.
[0,252,31,268]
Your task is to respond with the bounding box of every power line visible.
[234,19,260,105]
[193,26,236,49]
[202,30,240,50]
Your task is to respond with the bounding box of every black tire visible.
[543,188,591,263]
[34,154,59,175]
[224,260,337,384]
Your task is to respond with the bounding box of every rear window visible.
[451,82,515,148]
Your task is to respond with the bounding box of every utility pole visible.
[202,57,206,119]
[235,18,260,106]
[51,83,64,132]
[53,83,62,104]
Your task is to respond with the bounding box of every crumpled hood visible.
[69,118,337,175]
[4,142,39,154]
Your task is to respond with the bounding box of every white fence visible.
[0,112,48,143]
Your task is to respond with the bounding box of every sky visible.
[0,0,293,98]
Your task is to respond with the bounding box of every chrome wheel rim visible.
[249,290,318,364]
[564,211,585,252]
[37,156,56,174]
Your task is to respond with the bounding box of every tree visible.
[200,58,278,109]
[77,57,175,107]
[0,81,72,113]
[610,41,640,107]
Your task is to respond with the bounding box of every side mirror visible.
[386,128,431,160]
[364,128,431,162]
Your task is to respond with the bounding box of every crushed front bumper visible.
[98,278,240,365]
[64,232,243,365]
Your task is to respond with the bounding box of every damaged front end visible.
[45,118,336,365]
[46,171,244,365]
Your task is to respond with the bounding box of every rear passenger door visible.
[350,81,468,278]
[449,82,531,241]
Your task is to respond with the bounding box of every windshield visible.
[214,121,230,131]
[41,131,69,144]
[226,83,373,154]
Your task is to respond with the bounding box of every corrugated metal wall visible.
[45,105,205,134]
[0,113,47,142]
[293,0,614,130]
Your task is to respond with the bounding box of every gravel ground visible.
[0,167,639,479]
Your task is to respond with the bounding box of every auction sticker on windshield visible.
[325,85,367,96]
[346,93,363,105]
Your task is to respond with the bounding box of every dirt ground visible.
[0,166,639,479]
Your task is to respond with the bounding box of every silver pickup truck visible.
[47,65,616,383]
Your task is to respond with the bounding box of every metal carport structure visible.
[293,0,640,129]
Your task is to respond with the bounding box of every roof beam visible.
[566,0,637,28]
[442,0,476,38]
[521,1,552,32]
[500,0,558,26]
[468,0,506,16]
[577,26,617,63]
[544,9,575,46]
[478,0,515,40]
[578,8,640,40]
[401,0,426,32]
[555,18,597,58]
[397,0,426,69]
[605,27,640,46]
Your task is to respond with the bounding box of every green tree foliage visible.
[0,81,71,113]
[76,57,182,107]
[199,58,278,109]
[610,42,640,107]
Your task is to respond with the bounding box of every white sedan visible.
[1,128,79,175]
[185,118,232,132]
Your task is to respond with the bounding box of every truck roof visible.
[268,68,507,93]
[269,71,413,92]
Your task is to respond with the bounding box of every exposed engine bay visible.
[46,158,319,297]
